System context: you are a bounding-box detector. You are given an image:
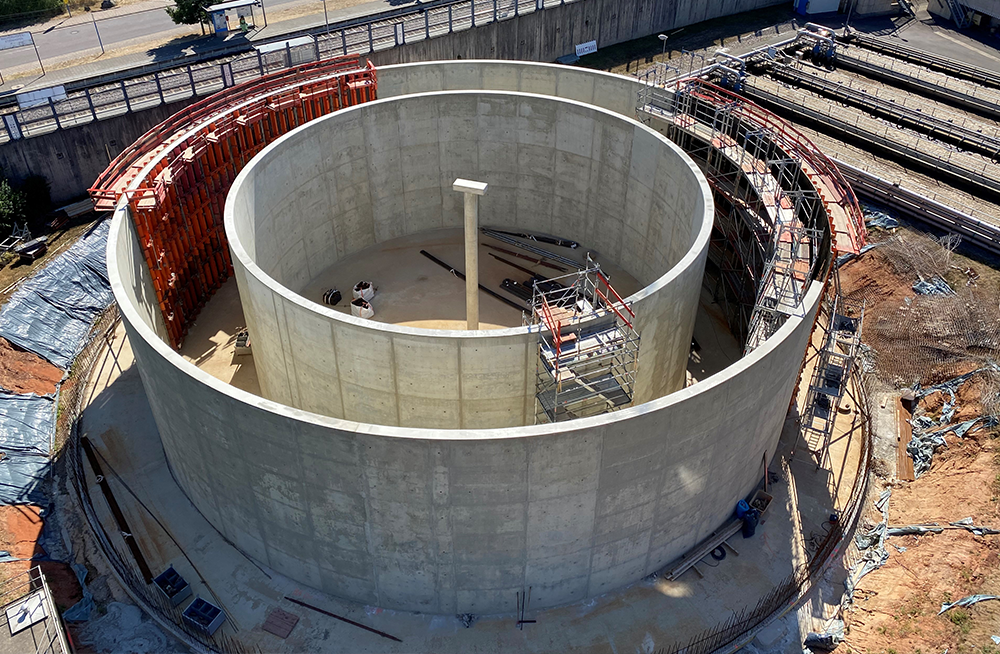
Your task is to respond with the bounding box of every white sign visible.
[0,32,33,52]
[16,85,66,110]
[575,40,597,57]
[3,115,21,141]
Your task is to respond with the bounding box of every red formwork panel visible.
[673,78,867,256]
[92,57,378,348]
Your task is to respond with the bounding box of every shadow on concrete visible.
[143,32,249,65]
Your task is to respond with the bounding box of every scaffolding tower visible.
[529,263,640,424]
[744,220,825,354]
[801,289,865,469]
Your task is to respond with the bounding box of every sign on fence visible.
[3,115,21,141]
[16,85,67,110]
[575,40,597,57]
[0,32,33,52]
[221,62,234,88]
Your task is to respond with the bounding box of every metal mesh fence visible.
[0,0,584,144]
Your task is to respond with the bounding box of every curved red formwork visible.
[91,56,378,348]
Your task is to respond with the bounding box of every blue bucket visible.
[735,499,750,519]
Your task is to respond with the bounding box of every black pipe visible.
[488,252,548,279]
[481,243,567,272]
[486,228,579,249]
[419,250,525,311]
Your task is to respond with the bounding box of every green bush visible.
[0,0,63,19]
[0,179,26,236]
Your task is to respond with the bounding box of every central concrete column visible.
[453,179,488,330]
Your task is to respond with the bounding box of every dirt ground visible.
[0,214,104,305]
[835,227,1000,654]
[0,505,82,611]
[840,228,1000,388]
[0,337,63,394]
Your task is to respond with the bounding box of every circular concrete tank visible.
[108,61,828,616]
[225,90,712,428]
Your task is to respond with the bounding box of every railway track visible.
[840,161,1000,256]
[836,45,1000,120]
[744,76,1000,200]
[842,31,1000,92]
[767,63,1000,159]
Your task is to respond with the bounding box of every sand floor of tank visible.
[181,228,739,393]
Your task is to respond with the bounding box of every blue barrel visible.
[735,499,750,519]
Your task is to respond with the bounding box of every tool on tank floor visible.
[419,250,524,312]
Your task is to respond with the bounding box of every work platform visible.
[529,263,640,423]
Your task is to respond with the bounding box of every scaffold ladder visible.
[530,262,640,424]
[801,281,865,470]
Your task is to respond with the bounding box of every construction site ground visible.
[785,224,1000,654]
[0,213,104,304]
[71,312,863,653]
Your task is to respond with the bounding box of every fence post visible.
[257,49,264,75]
[425,9,430,38]
[493,0,498,22]
[155,73,165,104]
[448,5,453,32]
[471,0,476,26]
[341,29,347,55]
[120,80,132,113]
[187,65,196,96]
[315,38,321,61]
[285,42,292,68]
[85,88,97,121]
[48,97,62,130]
[515,0,519,17]
[368,23,374,53]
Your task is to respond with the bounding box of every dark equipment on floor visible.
[322,288,342,306]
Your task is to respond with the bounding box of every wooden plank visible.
[262,608,299,639]
[896,397,916,481]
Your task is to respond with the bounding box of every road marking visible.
[932,29,1000,65]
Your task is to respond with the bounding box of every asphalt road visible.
[0,0,303,73]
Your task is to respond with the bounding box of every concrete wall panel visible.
[108,61,827,616]
[226,89,712,428]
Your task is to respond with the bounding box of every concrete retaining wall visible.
[108,60,826,616]
[366,0,787,65]
[0,99,197,206]
[0,0,786,204]
[226,90,711,428]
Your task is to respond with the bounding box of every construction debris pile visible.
[907,364,1000,476]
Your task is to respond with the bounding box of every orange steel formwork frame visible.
[90,56,377,348]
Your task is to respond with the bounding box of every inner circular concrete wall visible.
[226,90,713,428]
[108,60,830,617]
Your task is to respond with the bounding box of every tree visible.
[165,0,214,30]
[0,179,26,236]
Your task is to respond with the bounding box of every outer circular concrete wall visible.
[108,61,828,616]
[226,90,712,428]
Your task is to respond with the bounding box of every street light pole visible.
[658,33,668,60]
[323,0,330,33]
[92,12,105,55]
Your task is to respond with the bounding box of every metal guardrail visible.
[842,32,1000,88]
[837,159,1000,256]
[0,0,577,144]
[0,566,71,654]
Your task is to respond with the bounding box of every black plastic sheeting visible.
[0,391,55,505]
[0,219,112,370]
